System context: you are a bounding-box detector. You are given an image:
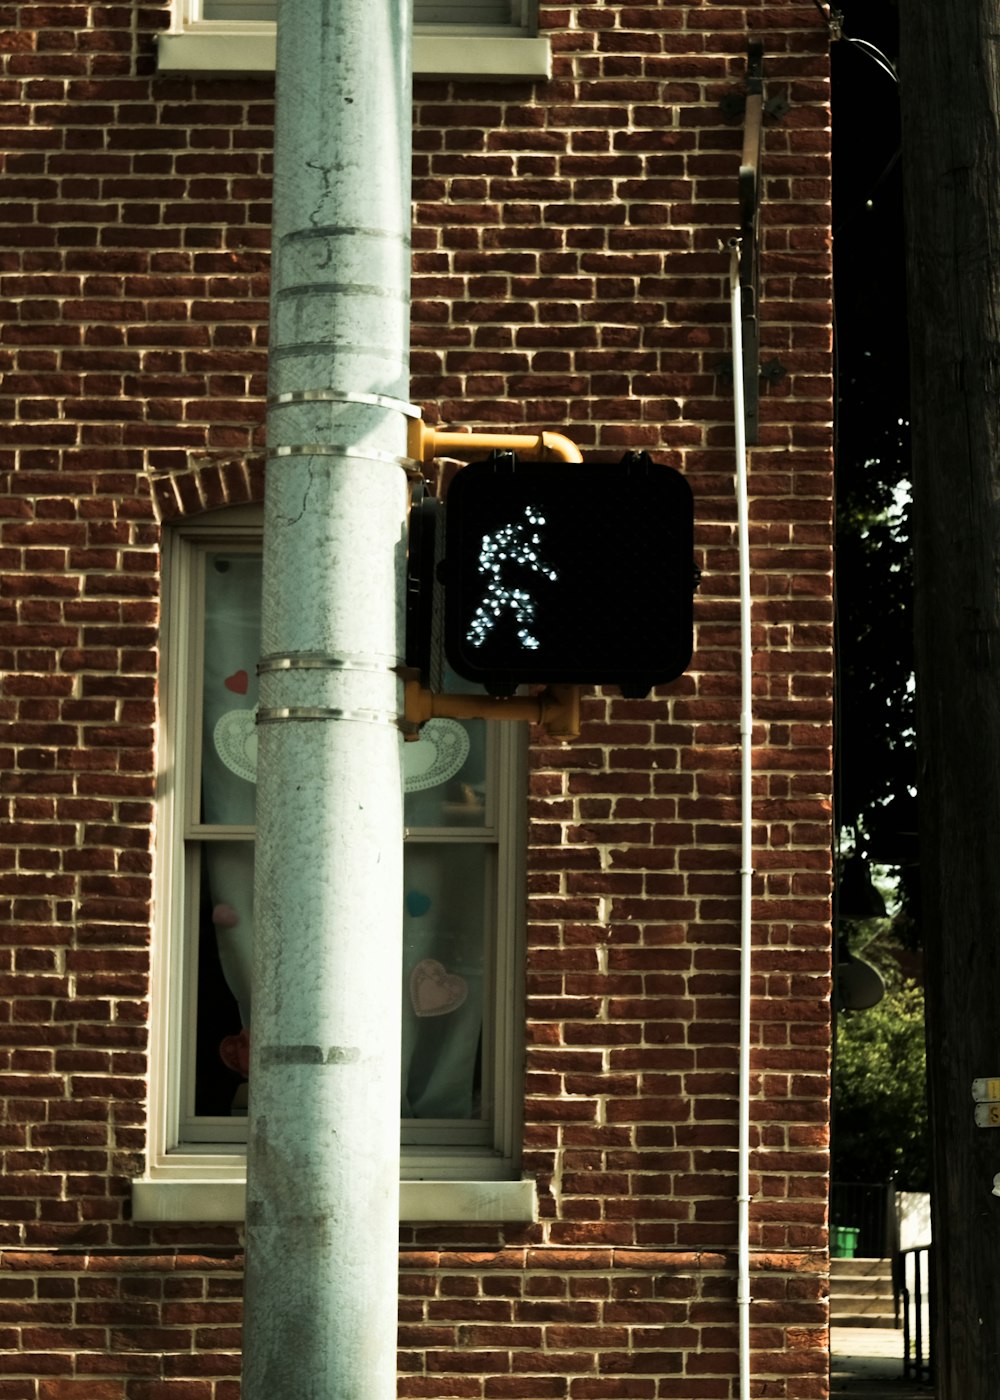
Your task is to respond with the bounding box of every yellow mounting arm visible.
[408,421,583,466]
[404,679,580,740]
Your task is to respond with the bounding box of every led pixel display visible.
[441,451,696,697]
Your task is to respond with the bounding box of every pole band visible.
[257,705,401,727]
[258,652,398,675]
[269,389,420,418]
[267,444,416,467]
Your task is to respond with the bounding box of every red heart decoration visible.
[219,1027,251,1078]
[225,670,249,694]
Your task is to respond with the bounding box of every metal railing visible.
[831,1178,898,1259]
[895,1244,933,1383]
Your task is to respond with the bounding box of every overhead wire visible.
[844,35,898,86]
[813,0,899,85]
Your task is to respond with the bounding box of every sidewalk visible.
[831,1325,935,1398]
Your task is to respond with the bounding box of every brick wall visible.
[1,0,834,1395]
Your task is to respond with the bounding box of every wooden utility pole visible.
[899,3,1000,1393]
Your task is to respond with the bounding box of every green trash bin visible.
[831,1225,860,1258]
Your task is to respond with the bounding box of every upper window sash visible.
[158,0,551,79]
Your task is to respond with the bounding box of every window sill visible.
[155,31,552,79]
[131,1175,537,1223]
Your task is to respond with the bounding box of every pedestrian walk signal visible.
[441,450,696,697]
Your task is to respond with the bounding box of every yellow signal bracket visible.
[403,679,580,742]
[407,419,583,469]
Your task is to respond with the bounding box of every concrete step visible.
[834,1290,895,1311]
[835,1277,894,1297]
[834,1307,898,1325]
[831,1256,893,1277]
[831,1257,897,1328]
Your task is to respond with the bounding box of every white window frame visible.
[156,0,551,80]
[133,504,534,1224]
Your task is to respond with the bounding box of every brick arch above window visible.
[149,458,265,525]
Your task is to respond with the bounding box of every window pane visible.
[191,838,492,1125]
[194,840,252,1117]
[164,523,521,1165]
[402,843,489,1120]
[403,717,488,828]
[202,552,262,826]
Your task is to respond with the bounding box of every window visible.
[157,0,551,79]
[135,506,533,1223]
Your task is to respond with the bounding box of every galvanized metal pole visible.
[241,1,412,1396]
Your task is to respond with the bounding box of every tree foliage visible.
[834,977,929,1190]
[833,5,918,885]
[831,3,929,1193]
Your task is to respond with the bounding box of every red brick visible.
[0,0,834,1391]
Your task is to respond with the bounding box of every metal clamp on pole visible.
[267,444,421,474]
[258,705,400,727]
[269,388,421,418]
[739,40,764,445]
[258,651,398,675]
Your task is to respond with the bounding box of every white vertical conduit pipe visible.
[728,236,754,1400]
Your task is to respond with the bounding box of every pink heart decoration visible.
[219,1027,251,1078]
[225,669,250,694]
[410,958,468,1018]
